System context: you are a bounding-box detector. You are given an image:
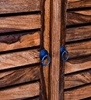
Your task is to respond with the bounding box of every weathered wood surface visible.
[0,0,40,14]
[0,65,39,88]
[0,82,39,100]
[66,40,91,58]
[64,70,91,89]
[67,10,91,26]
[0,14,41,33]
[68,0,91,9]
[64,84,91,100]
[0,32,40,52]
[0,49,39,70]
[65,56,91,74]
[66,25,91,42]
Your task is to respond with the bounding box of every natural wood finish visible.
[0,32,40,52]
[67,10,91,26]
[66,40,91,58]
[66,25,91,42]
[50,0,62,99]
[0,49,39,70]
[64,70,91,89]
[64,84,91,100]
[43,0,50,98]
[65,56,91,74]
[0,65,40,88]
[0,0,40,14]
[0,82,39,100]
[0,14,41,33]
[68,0,91,9]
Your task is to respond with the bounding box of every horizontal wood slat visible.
[0,0,40,14]
[67,10,91,26]
[66,40,91,58]
[65,56,91,74]
[66,25,91,42]
[0,66,40,88]
[0,32,40,52]
[68,0,91,9]
[0,82,39,100]
[64,70,91,89]
[64,84,91,100]
[0,49,39,70]
[0,14,41,33]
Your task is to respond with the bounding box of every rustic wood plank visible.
[0,0,40,14]
[67,10,91,26]
[64,84,91,100]
[68,0,91,9]
[64,70,91,89]
[0,32,40,52]
[65,56,91,74]
[0,49,39,70]
[0,82,39,100]
[66,40,91,58]
[0,14,41,33]
[66,25,91,42]
[0,65,40,88]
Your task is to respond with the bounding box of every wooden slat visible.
[0,49,39,70]
[66,40,91,58]
[0,14,41,33]
[0,32,40,52]
[67,10,91,26]
[65,56,91,74]
[68,0,91,9]
[64,84,91,100]
[64,70,91,89]
[0,65,39,88]
[66,26,91,42]
[0,82,39,100]
[0,0,40,14]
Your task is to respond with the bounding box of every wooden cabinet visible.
[0,0,91,100]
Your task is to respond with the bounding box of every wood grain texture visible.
[0,0,40,14]
[0,65,39,88]
[0,82,39,100]
[65,56,91,74]
[0,32,40,52]
[64,84,91,100]
[50,0,62,99]
[66,25,91,42]
[0,14,41,33]
[64,70,91,89]
[0,49,39,70]
[66,40,91,58]
[67,10,91,26]
[68,0,91,9]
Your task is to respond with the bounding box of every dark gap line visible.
[67,7,91,12]
[66,23,91,28]
[81,97,91,100]
[0,28,40,36]
[0,63,40,72]
[0,80,40,90]
[19,95,39,100]
[0,11,41,17]
[65,68,91,76]
[0,46,40,55]
[64,83,91,91]
[66,37,91,45]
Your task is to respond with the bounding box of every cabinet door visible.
[64,0,91,100]
[0,0,50,99]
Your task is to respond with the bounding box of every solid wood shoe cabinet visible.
[0,0,91,100]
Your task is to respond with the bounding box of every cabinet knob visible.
[60,46,69,62]
[39,49,51,66]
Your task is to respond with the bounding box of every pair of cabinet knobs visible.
[39,46,69,66]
